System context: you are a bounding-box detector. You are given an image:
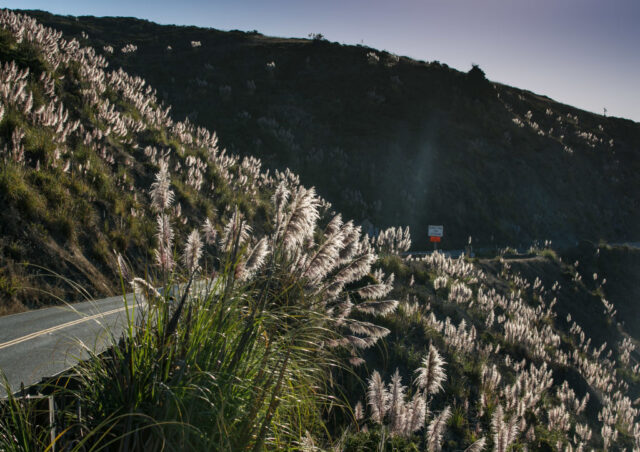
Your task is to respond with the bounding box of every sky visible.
[5,0,640,122]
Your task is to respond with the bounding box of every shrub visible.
[467,63,486,81]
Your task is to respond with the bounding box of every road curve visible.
[0,294,139,397]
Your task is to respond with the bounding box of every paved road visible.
[0,294,139,397]
[403,249,469,258]
[613,242,640,249]
[0,280,214,398]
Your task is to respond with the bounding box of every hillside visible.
[344,243,640,450]
[0,9,639,452]
[21,9,640,249]
[0,9,271,313]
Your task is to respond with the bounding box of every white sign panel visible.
[428,225,443,237]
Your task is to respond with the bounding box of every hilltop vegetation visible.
[21,9,640,249]
[0,9,639,452]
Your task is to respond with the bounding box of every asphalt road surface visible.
[403,249,469,258]
[0,279,213,398]
[0,294,139,397]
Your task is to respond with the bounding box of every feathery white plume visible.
[426,406,451,452]
[155,213,175,272]
[276,186,320,253]
[388,369,407,433]
[464,437,486,452]
[219,207,252,253]
[114,251,130,280]
[354,401,364,421]
[354,299,399,316]
[367,370,389,424]
[201,218,217,245]
[491,405,518,452]
[415,343,447,396]
[182,229,203,274]
[131,277,162,305]
[403,391,427,437]
[149,159,174,211]
[241,238,269,280]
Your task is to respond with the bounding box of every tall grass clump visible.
[1,164,398,451]
[0,379,59,452]
[0,11,401,448]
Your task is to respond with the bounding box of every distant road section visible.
[0,294,137,397]
[403,250,469,258]
[617,242,640,249]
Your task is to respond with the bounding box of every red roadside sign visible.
[430,236,441,242]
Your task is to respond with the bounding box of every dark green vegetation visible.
[563,241,640,339]
[22,9,640,249]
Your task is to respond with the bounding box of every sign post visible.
[428,225,443,251]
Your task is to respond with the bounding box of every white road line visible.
[0,306,129,351]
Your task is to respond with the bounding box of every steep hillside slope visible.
[341,244,640,450]
[0,12,397,450]
[0,10,639,451]
[0,10,271,313]
[23,9,640,249]
[562,242,640,339]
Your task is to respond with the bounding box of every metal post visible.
[77,397,84,438]
[49,396,56,452]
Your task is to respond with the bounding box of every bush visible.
[379,254,410,278]
[467,64,486,81]
[0,166,46,219]
[540,248,558,261]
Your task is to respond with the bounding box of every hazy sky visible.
[5,0,639,122]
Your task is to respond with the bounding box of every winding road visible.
[0,294,138,397]
[2,243,636,398]
[0,280,212,398]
